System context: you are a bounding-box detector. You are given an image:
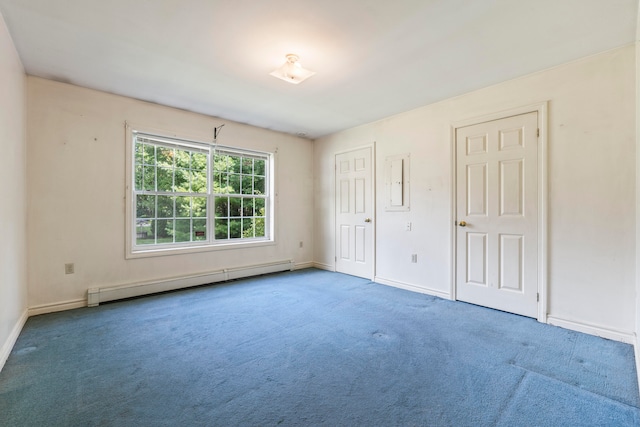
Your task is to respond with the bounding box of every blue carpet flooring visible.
[1,268,639,426]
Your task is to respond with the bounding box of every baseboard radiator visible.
[87,259,294,307]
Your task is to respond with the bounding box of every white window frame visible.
[125,125,275,259]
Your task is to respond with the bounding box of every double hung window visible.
[213,150,268,240]
[129,131,272,255]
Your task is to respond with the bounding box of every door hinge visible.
[335,256,337,262]
[536,128,540,138]
[537,293,540,302]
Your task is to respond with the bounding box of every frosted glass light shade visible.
[270,54,315,84]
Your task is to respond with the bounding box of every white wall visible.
[0,11,27,370]
[315,46,636,340]
[635,7,640,376]
[26,77,314,311]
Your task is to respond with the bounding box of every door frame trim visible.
[333,143,377,280]
[450,102,548,323]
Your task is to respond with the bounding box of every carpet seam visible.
[491,370,529,427]
[512,363,640,410]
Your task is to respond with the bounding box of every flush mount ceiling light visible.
[270,54,315,84]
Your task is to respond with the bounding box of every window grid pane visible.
[134,136,213,247]
[212,150,269,242]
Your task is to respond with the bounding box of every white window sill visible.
[126,239,276,259]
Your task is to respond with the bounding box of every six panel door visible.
[335,147,374,279]
[455,112,538,318]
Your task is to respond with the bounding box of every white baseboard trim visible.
[28,299,87,316]
[0,309,28,373]
[293,261,315,270]
[546,315,635,344]
[87,259,294,306]
[312,262,334,272]
[374,276,451,300]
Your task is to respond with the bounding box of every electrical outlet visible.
[65,263,75,274]
[411,254,417,263]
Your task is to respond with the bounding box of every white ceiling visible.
[0,0,637,139]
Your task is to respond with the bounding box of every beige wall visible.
[26,77,314,310]
[635,10,640,369]
[0,11,27,370]
[315,46,636,339]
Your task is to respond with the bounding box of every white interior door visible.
[335,147,374,279]
[456,112,538,318]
